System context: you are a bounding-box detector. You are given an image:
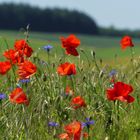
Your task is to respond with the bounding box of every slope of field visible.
[0,30,140,63]
[0,30,140,140]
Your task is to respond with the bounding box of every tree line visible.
[0,3,140,37]
[0,3,99,35]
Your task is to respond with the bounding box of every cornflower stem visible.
[88,127,90,140]
[44,62,55,93]
[47,51,50,65]
[45,61,52,80]
[0,100,2,110]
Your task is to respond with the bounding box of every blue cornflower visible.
[82,118,94,128]
[48,122,59,127]
[43,45,53,52]
[19,79,30,83]
[0,93,6,100]
[109,69,117,77]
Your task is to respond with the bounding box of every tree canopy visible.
[0,3,99,35]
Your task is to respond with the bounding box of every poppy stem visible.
[69,76,75,92]
[22,105,29,140]
[130,47,134,63]
[114,54,118,65]
[63,50,66,63]
[63,76,67,92]
[25,24,30,42]
[113,100,120,133]
[91,50,100,72]
[112,101,116,131]
[116,101,120,122]
[130,47,135,72]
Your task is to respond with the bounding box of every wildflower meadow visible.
[0,28,140,140]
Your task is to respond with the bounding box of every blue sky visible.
[0,0,139,29]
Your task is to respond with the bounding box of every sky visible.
[0,0,140,30]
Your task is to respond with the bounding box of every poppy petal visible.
[65,48,79,56]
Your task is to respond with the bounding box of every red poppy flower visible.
[71,96,86,109]
[9,87,29,105]
[64,121,81,140]
[59,132,88,140]
[18,60,37,79]
[58,133,70,140]
[65,86,74,96]
[57,62,76,76]
[60,34,80,56]
[120,36,134,49]
[3,49,24,64]
[83,132,88,138]
[0,61,11,75]
[59,121,88,140]
[14,39,33,57]
[106,82,135,103]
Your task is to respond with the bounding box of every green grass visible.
[0,30,140,140]
[1,30,140,62]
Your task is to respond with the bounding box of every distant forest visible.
[0,3,140,37]
[0,3,98,35]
